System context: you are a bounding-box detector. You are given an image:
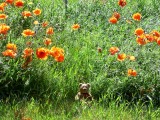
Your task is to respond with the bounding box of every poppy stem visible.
[63,0,68,13]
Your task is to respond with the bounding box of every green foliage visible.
[0,0,160,109]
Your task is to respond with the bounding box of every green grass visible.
[0,0,160,119]
[0,99,160,120]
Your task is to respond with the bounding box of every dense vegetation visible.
[0,0,160,119]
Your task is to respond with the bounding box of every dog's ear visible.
[87,83,90,88]
[79,83,83,87]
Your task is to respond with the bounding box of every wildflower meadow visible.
[0,0,160,119]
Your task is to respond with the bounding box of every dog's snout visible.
[83,87,87,90]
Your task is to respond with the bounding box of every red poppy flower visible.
[134,28,144,36]
[5,0,14,4]
[118,0,127,7]
[15,0,24,8]
[36,48,49,60]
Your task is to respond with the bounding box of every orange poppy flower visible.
[113,12,120,20]
[72,24,80,30]
[15,0,24,8]
[117,53,126,61]
[150,30,160,37]
[42,21,48,27]
[109,47,119,55]
[22,55,32,68]
[36,48,48,60]
[127,55,136,61]
[54,53,64,62]
[22,48,33,57]
[156,37,160,46]
[0,3,7,11]
[145,34,154,42]
[1,2,7,7]
[50,46,64,58]
[44,38,52,46]
[6,43,17,52]
[22,11,32,18]
[22,29,35,37]
[136,35,147,45]
[50,46,65,62]
[5,0,14,4]
[132,13,141,21]
[33,8,41,16]
[134,28,144,36]
[109,17,117,24]
[0,5,4,12]
[118,0,127,7]
[46,27,54,35]
[22,48,33,68]
[0,24,10,34]
[128,69,137,76]
[0,14,8,19]
[2,49,17,58]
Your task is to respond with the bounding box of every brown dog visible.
[75,83,93,101]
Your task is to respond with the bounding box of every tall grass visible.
[0,99,160,120]
[0,0,160,119]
